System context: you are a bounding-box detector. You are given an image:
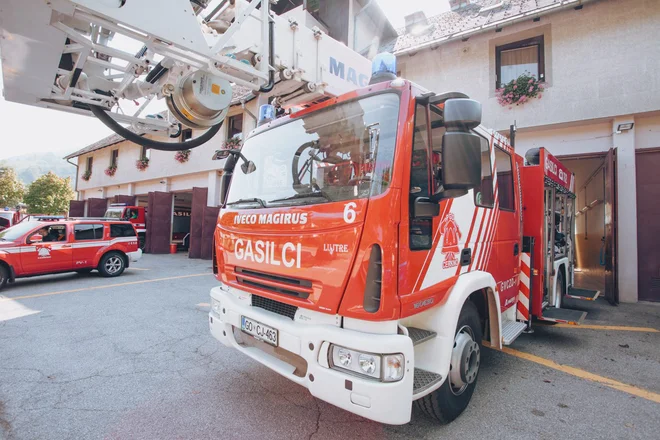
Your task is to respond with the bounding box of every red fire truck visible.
[104,204,147,249]
[0,219,142,291]
[208,55,599,425]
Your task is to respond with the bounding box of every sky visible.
[0,0,450,161]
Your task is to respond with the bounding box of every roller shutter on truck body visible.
[636,148,660,302]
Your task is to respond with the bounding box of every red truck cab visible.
[0,219,142,291]
[104,204,147,249]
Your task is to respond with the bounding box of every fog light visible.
[383,354,404,382]
[337,348,352,367]
[358,354,377,374]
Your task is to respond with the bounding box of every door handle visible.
[60,244,72,248]
[513,243,519,256]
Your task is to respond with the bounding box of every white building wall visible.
[74,100,259,207]
[398,0,660,132]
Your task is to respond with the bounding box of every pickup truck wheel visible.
[415,300,482,424]
[0,265,8,291]
[98,252,126,277]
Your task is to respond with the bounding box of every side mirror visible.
[30,234,43,243]
[213,150,231,160]
[438,132,482,194]
[240,160,256,174]
[413,197,440,218]
[443,98,482,131]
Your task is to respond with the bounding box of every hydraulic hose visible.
[259,15,275,93]
[88,104,222,151]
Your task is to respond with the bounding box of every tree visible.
[0,167,25,207]
[24,172,75,215]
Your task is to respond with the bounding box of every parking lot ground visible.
[1,254,659,440]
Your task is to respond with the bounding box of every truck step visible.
[538,307,587,325]
[413,368,443,395]
[566,287,600,301]
[501,321,527,345]
[407,327,437,346]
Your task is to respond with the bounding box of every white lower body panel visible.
[209,285,415,425]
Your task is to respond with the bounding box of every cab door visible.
[21,224,73,273]
[492,144,523,310]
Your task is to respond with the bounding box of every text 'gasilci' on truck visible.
[208,55,600,425]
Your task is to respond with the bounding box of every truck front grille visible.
[235,267,311,299]
[251,295,298,320]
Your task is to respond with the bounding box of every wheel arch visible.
[97,249,129,269]
[0,258,15,282]
[400,271,500,391]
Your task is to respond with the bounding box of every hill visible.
[0,152,76,186]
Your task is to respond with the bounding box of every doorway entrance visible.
[559,150,617,303]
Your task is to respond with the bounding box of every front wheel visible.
[0,265,8,291]
[415,300,482,424]
[98,252,126,277]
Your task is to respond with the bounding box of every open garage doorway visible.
[559,151,617,303]
[172,192,192,252]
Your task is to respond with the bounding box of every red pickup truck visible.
[0,219,142,291]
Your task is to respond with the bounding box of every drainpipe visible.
[66,157,80,198]
[394,0,597,56]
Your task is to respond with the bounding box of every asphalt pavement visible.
[1,254,659,440]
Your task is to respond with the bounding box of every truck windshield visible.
[226,93,400,208]
[105,209,123,219]
[0,221,41,241]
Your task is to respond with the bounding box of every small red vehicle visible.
[0,219,142,291]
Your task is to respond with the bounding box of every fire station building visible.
[383,0,660,303]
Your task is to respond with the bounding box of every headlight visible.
[329,345,404,382]
[211,299,221,314]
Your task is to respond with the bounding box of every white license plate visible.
[241,316,278,346]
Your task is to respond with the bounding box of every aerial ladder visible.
[0,0,371,150]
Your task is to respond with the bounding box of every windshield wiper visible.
[226,197,266,208]
[269,191,332,204]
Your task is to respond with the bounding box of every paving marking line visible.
[128,267,150,271]
[537,323,659,332]
[485,343,660,404]
[0,273,210,302]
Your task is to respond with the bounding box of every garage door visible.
[636,149,660,302]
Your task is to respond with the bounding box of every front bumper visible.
[209,285,415,425]
[127,249,142,262]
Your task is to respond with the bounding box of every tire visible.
[98,252,126,277]
[138,234,146,250]
[76,268,93,274]
[0,265,8,291]
[415,300,482,424]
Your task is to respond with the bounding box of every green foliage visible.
[24,172,75,214]
[0,167,25,207]
[496,73,544,107]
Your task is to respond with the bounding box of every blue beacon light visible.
[258,104,276,126]
[369,52,398,85]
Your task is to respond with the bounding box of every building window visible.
[496,36,544,88]
[495,147,515,211]
[86,156,93,172]
[110,149,119,167]
[227,114,243,140]
[181,129,193,141]
[140,146,151,160]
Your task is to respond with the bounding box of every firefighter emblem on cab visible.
[439,213,462,269]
